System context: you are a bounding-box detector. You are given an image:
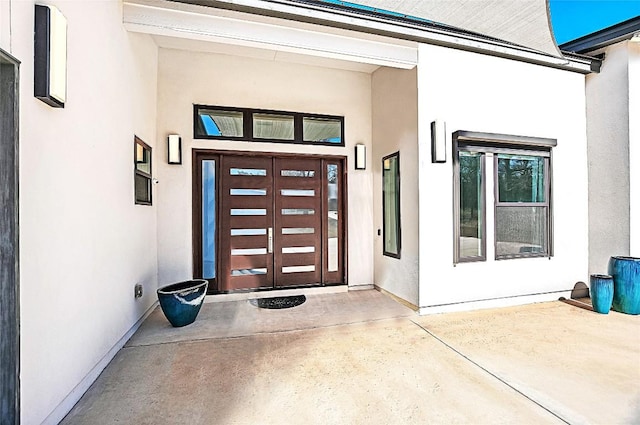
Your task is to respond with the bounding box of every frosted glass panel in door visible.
[327,163,339,272]
[202,160,216,279]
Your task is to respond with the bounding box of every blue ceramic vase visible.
[589,274,614,314]
[157,279,208,327]
[608,256,640,315]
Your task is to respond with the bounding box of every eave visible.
[125,0,595,74]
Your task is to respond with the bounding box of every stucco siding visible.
[417,43,588,310]
[10,2,159,423]
[155,48,374,289]
[628,41,640,255]
[0,1,10,52]
[586,42,631,273]
[371,67,419,306]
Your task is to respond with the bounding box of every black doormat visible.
[249,295,306,309]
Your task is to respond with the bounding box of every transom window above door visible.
[194,105,344,146]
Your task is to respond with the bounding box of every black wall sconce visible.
[34,4,67,108]
[431,120,447,163]
[355,143,366,170]
[168,134,182,164]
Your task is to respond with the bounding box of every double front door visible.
[194,152,344,293]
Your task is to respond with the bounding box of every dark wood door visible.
[198,152,344,292]
[219,155,274,291]
[274,158,322,287]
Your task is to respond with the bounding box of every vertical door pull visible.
[268,227,273,253]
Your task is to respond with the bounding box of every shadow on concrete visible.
[559,297,594,312]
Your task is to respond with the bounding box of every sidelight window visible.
[134,136,152,205]
[382,152,401,258]
[457,151,485,261]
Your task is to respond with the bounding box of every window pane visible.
[328,164,339,271]
[135,174,151,204]
[198,109,244,137]
[230,168,267,176]
[283,246,315,254]
[231,228,266,236]
[282,208,314,215]
[253,113,294,140]
[202,160,216,279]
[282,265,315,273]
[135,142,150,175]
[281,170,315,177]
[134,137,151,205]
[282,228,314,234]
[232,248,267,255]
[230,188,267,196]
[459,152,483,258]
[281,189,314,196]
[232,268,267,276]
[497,154,545,203]
[230,209,267,216]
[496,206,548,257]
[303,117,342,144]
[383,153,400,257]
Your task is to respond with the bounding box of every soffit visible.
[129,0,594,73]
[152,35,381,73]
[124,0,418,70]
[314,0,560,56]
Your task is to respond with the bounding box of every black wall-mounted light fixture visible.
[431,120,447,163]
[34,4,67,108]
[355,143,366,170]
[168,134,182,164]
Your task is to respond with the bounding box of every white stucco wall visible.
[4,1,159,423]
[155,48,374,288]
[0,1,10,52]
[417,44,588,311]
[585,42,631,274]
[628,41,640,256]
[372,67,419,306]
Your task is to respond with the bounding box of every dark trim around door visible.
[192,149,347,294]
[0,47,20,425]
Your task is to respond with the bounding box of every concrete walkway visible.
[61,290,640,424]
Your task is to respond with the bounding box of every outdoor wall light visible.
[355,143,366,170]
[168,134,182,164]
[431,120,447,163]
[34,4,67,108]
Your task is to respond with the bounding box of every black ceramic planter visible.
[157,279,208,327]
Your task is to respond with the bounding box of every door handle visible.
[268,227,273,254]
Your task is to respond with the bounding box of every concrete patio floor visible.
[62,290,640,424]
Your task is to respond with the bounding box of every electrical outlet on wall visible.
[134,283,143,299]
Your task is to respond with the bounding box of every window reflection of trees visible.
[497,156,544,203]
[459,153,481,239]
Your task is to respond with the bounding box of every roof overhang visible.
[308,0,562,57]
[124,0,418,70]
[124,0,595,74]
[559,17,640,55]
